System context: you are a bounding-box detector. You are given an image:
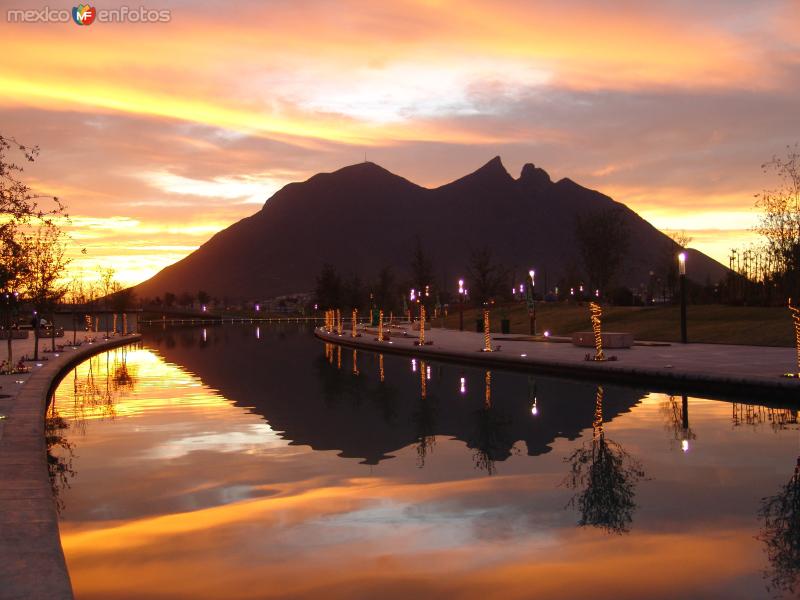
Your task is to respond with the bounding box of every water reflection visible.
[661,394,696,452]
[760,457,800,595]
[145,326,646,467]
[45,408,75,514]
[412,360,436,468]
[48,325,800,600]
[564,386,646,534]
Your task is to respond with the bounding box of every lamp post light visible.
[527,269,536,336]
[458,279,465,331]
[678,252,687,344]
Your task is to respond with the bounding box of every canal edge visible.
[314,328,800,403]
[0,334,142,600]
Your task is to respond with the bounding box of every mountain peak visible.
[518,162,552,194]
[478,155,509,175]
[444,156,513,188]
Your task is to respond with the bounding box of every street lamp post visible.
[459,282,465,329]
[679,252,687,344]
[526,269,536,335]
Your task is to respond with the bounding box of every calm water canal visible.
[48,324,800,599]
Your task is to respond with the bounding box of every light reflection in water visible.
[46,326,800,600]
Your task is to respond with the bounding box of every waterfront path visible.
[315,324,800,400]
[0,332,141,600]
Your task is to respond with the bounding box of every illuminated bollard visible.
[588,302,606,361]
[336,309,343,335]
[415,305,431,346]
[351,309,359,337]
[784,298,800,377]
[482,310,492,352]
[376,310,384,341]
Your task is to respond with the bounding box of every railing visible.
[139,317,368,326]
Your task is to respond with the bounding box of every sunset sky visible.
[1,0,798,286]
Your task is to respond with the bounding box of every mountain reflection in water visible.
[46,324,800,600]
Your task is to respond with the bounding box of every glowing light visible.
[336,309,343,336]
[410,288,416,302]
[520,353,527,357]
[678,252,687,276]
[544,330,551,337]
[483,309,492,352]
[460,376,466,394]
[531,400,538,416]
[202,305,207,312]
[681,439,689,452]
[377,309,384,341]
[255,326,260,339]
[519,283,524,293]
[202,328,207,342]
[418,305,426,345]
[786,298,800,376]
[589,302,606,361]
[351,308,358,338]
[426,365,431,380]
[255,304,260,312]
[412,358,417,372]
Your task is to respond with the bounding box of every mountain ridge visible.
[134,158,728,300]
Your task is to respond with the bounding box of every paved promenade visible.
[0,332,141,600]
[315,324,800,400]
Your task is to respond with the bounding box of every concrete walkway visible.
[315,324,800,400]
[0,331,141,600]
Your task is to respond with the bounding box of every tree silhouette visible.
[564,386,645,533]
[759,456,800,595]
[575,207,630,295]
[466,245,508,306]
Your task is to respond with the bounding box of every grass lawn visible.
[434,303,795,347]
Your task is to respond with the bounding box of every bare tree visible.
[756,144,800,298]
[23,223,70,359]
[97,267,116,337]
[410,236,435,302]
[466,245,508,306]
[575,207,630,296]
[0,135,63,371]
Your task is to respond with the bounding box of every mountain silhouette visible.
[134,158,727,299]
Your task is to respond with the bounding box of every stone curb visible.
[314,328,800,402]
[0,334,142,600]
